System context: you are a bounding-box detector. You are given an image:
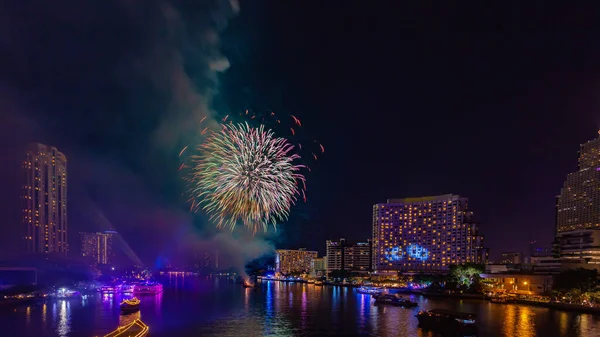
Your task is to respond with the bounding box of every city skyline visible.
[1,2,600,266]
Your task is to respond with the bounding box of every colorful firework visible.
[237,109,325,163]
[188,122,306,234]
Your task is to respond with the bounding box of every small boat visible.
[307,280,315,284]
[314,281,323,286]
[416,309,477,334]
[490,295,508,303]
[357,286,383,295]
[243,280,257,288]
[103,319,149,337]
[120,297,140,313]
[99,285,116,294]
[374,294,418,307]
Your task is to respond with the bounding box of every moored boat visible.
[416,309,478,334]
[314,281,323,286]
[490,295,508,303]
[99,285,116,294]
[373,294,418,307]
[134,282,163,294]
[120,297,140,313]
[357,286,384,295]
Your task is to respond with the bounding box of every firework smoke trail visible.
[189,122,306,234]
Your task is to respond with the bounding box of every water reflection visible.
[517,306,535,337]
[56,300,71,337]
[25,306,31,325]
[502,304,516,336]
[41,303,47,324]
[119,310,141,327]
[6,279,600,337]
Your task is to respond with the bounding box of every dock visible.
[101,319,149,337]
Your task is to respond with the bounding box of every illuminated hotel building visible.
[372,194,486,273]
[556,131,600,268]
[22,143,68,256]
[275,248,317,274]
[80,231,115,265]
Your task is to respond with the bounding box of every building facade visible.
[22,143,68,256]
[80,231,115,265]
[556,132,600,268]
[372,194,486,273]
[326,239,372,274]
[500,252,522,264]
[310,257,327,277]
[275,249,317,275]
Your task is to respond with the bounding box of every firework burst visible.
[188,122,306,234]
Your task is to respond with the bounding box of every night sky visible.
[1,1,599,264]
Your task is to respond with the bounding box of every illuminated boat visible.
[243,280,257,288]
[374,294,418,307]
[120,297,140,313]
[119,284,135,294]
[314,280,323,286]
[103,319,149,337]
[133,282,163,294]
[99,285,116,294]
[416,309,477,334]
[357,286,384,295]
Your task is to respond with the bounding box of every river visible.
[2,275,600,336]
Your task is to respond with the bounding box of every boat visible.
[314,281,323,286]
[357,286,383,295]
[99,285,116,294]
[134,282,163,294]
[243,280,257,288]
[416,309,478,334]
[307,280,315,284]
[103,319,149,337]
[374,294,418,307]
[490,295,508,303]
[120,297,140,313]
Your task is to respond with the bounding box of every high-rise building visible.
[500,252,522,264]
[80,231,114,265]
[22,143,68,256]
[275,248,317,275]
[325,238,372,274]
[556,131,600,268]
[372,194,486,273]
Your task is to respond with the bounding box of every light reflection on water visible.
[56,300,70,337]
[4,278,600,337]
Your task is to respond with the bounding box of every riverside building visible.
[275,248,317,275]
[372,194,486,273]
[556,131,600,268]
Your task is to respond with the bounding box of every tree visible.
[449,263,484,290]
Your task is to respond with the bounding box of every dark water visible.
[2,275,600,337]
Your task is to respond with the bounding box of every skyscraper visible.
[556,131,600,267]
[22,143,68,256]
[372,194,486,273]
[80,231,115,265]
